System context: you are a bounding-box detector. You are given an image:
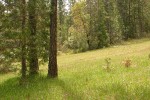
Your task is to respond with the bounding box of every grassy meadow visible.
[0,39,150,100]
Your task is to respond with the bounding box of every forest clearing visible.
[0,39,150,100]
[1,0,150,99]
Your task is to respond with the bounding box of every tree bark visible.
[21,0,27,78]
[28,0,39,75]
[48,0,58,78]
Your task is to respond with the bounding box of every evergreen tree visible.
[28,0,39,74]
[48,0,58,78]
[21,0,27,78]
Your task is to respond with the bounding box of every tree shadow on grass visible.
[0,75,149,100]
[0,75,83,100]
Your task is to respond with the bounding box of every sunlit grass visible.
[0,39,150,100]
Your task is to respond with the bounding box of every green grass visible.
[0,39,150,100]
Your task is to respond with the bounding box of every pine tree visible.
[21,0,27,78]
[48,0,58,78]
[28,0,39,75]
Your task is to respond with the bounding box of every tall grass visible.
[0,39,150,100]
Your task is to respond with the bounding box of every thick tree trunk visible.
[28,0,39,75]
[21,0,26,78]
[48,0,58,78]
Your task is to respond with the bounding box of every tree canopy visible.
[0,0,150,77]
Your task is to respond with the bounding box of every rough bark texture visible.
[48,0,58,78]
[21,0,27,78]
[28,0,39,75]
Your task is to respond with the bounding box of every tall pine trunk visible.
[21,0,27,78]
[48,0,58,78]
[28,0,39,75]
